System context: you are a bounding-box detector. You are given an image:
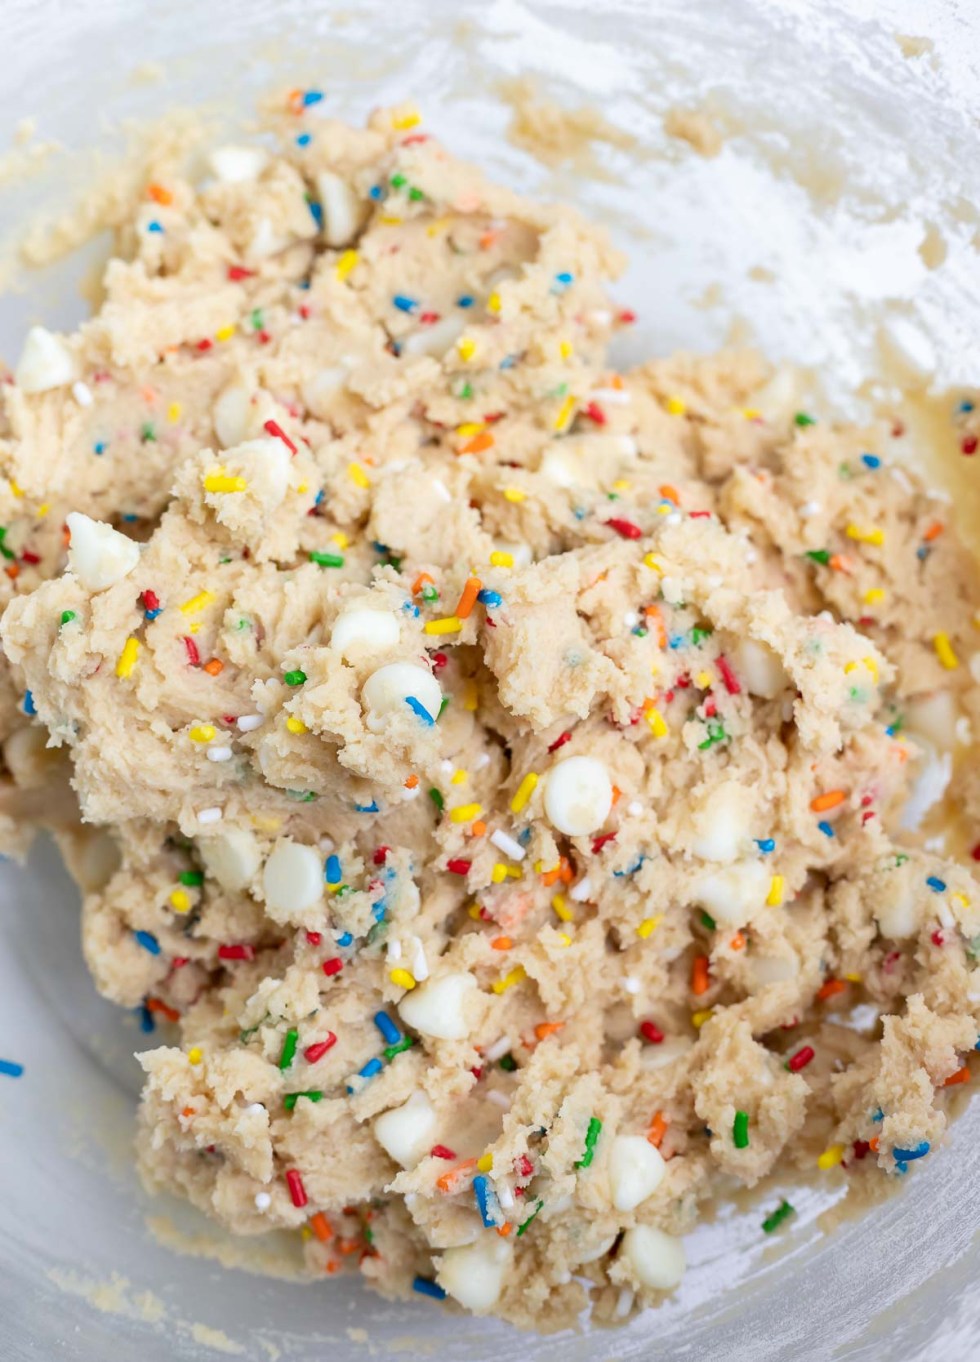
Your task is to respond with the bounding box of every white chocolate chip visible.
[361,662,441,730]
[748,954,800,986]
[640,1035,693,1071]
[301,366,348,417]
[437,1236,512,1313]
[208,144,269,183]
[402,313,466,357]
[15,326,77,393]
[373,1091,437,1168]
[399,970,478,1040]
[66,513,140,591]
[608,1135,666,1211]
[873,877,921,939]
[904,690,959,752]
[690,780,751,862]
[331,608,400,662]
[620,1225,686,1291]
[199,827,261,893]
[316,170,364,248]
[212,383,256,448]
[692,860,769,926]
[205,745,233,762]
[262,839,324,924]
[544,755,612,837]
[197,806,223,824]
[733,639,788,700]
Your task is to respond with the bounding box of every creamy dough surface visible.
[3,97,980,1332]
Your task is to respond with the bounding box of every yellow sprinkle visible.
[491,863,508,884]
[116,637,140,679]
[204,470,248,494]
[462,680,479,712]
[425,217,451,237]
[612,479,631,493]
[503,487,526,502]
[817,1144,846,1171]
[170,890,191,913]
[456,422,485,438]
[505,864,521,879]
[424,616,462,636]
[179,590,214,615]
[863,588,886,605]
[335,249,359,281]
[457,336,477,363]
[655,503,672,516]
[187,1047,203,1065]
[189,724,216,744]
[392,109,421,130]
[510,771,538,814]
[665,396,687,416]
[390,968,417,991]
[645,707,668,739]
[954,893,971,910]
[643,552,663,573]
[490,550,513,569]
[9,479,23,497]
[491,966,526,995]
[251,814,282,833]
[691,1009,714,1029]
[696,670,713,689]
[331,531,349,549]
[559,339,573,360]
[37,503,50,517]
[167,402,182,423]
[379,214,403,226]
[862,655,879,681]
[558,932,573,947]
[188,622,200,635]
[286,716,307,734]
[449,802,482,824]
[215,324,236,342]
[476,1153,494,1173]
[767,875,785,907]
[846,524,885,547]
[467,902,483,920]
[843,971,863,984]
[741,406,761,420]
[553,394,577,432]
[637,915,663,939]
[451,768,468,785]
[551,894,573,923]
[299,1226,313,1242]
[487,291,501,314]
[348,462,370,489]
[933,632,959,670]
[296,482,308,494]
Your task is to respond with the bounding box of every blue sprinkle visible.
[473,1174,498,1227]
[299,278,311,290]
[372,899,386,922]
[861,453,881,469]
[477,589,502,608]
[144,607,162,621]
[23,690,35,716]
[369,184,384,201]
[326,854,342,884]
[302,90,324,106]
[296,132,312,147]
[402,600,420,617]
[373,1011,401,1045]
[138,1005,155,1033]
[122,513,139,523]
[917,545,930,561]
[668,634,684,650]
[307,200,323,227]
[755,838,775,854]
[314,489,325,506]
[412,1276,446,1300]
[573,506,587,520]
[975,1036,980,1051]
[405,696,434,725]
[146,221,163,233]
[358,1057,383,1080]
[499,354,517,369]
[518,826,532,845]
[959,400,975,413]
[818,820,835,838]
[355,800,379,814]
[926,876,947,893]
[393,294,418,313]
[336,931,353,947]
[456,294,474,308]
[93,441,106,455]
[613,854,645,878]
[554,271,574,286]
[371,541,389,554]
[0,1059,24,1078]
[893,1141,930,1162]
[885,723,897,737]
[133,930,161,956]
[871,1107,884,1122]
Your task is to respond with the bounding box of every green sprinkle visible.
[698,722,729,751]
[421,585,439,602]
[286,790,318,802]
[363,1226,374,1244]
[438,696,450,717]
[733,1110,749,1149]
[700,911,716,930]
[498,1053,517,1072]
[383,1035,415,1061]
[428,787,444,811]
[250,308,263,331]
[516,1200,544,1237]
[179,870,204,887]
[284,1090,324,1110]
[140,422,156,443]
[575,1116,602,1169]
[390,172,407,188]
[761,1199,795,1233]
[805,549,831,565]
[388,555,403,572]
[794,412,816,427]
[310,551,345,568]
[60,609,77,626]
[408,186,424,202]
[457,382,473,400]
[278,1028,299,1070]
[284,669,307,686]
[237,616,251,630]
[895,853,909,866]
[690,626,713,645]
[239,1017,266,1044]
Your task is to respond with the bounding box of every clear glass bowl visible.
[2,1,979,1358]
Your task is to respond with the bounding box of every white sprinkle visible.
[206,745,233,762]
[254,1192,272,1211]
[318,835,336,853]
[387,939,403,961]
[237,714,263,731]
[484,1034,513,1062]
[614,1287,634,1319]
[440,759,453,773]
[431,478,452,503]
[799,500,822,518]
[410,935,429,982]
[588,386,632,405]
[475,752,491,770]
[401,784,421,801]
[665,511,682,526]
[497,1183,515,1209]
[627,800,643,816]
[623,976,641,995]
[71,380,93,407]
[589,308,613,326]
[485,1090,511,1110]
[244,1103,266,1117]
[197,806,223,824]
[623,611,639,628]
[937,902,955,929]
[570,875,593,902]
[490,828,526,861]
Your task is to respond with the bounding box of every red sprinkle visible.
[851,1139,871,1161]
[430,651,448,671]
[286,1170,308,1208]
[227,265,255,281]
[263,418,297,455]
[787,1045,815,1072]
[373,846,390,866]
[547,730,572,753]
[20,550,40,565]
[304,1034,338,1063]
[171,957,189,969]
[217,944,255,961]
[446,858,472,876]
[196,338,213,351]
[142,589,160,611]
[971,843,980,863]
[962,435,978,456]
[583,401,607,425]
[298,304,311,320]
[689,510,712,519]
[716,655,741,695]
[514,1153,534,1178]
[182,636,200,666]
[591,832,617,854]
[430,1144,457,1160]
[618,308,637,324]
[322,957,343,977]
[257,330,272,344]
[604,517,643,540]
[419,311,441,325]
[640,1021,664,1044]
[931,929,945,947]
[305,930,322,946]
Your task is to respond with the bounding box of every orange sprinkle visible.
[534,1021,565,1041]
[611,785,622,806]
[470,820,487,836]
[337,1238,360,1256]
[412,571,434,596]
[436,1158,477,1193]
[479,229,501,250]
[455,576,482,619]
[730,931,746,951]
[147,183,173,205]
[817,978,847,1002]
[202,658,224,676]
[181,1106,195,1118]
[5,565,19,580]
[943,1066,971,1087]
[146,996,180,1023]
[648,1112,669,1149]
[811,790,847,813]
[869,1136,879,1153]
[691,954,710,996]
[559,856,574,885]
[325,1260,340,1275]
[491,936,513,950]
[610,374,625,390]
[460,432,495,455]
[923,522,945,543]
[287,87,304,114]
[496,1223,513,1236]
[309,1212,333,1244]
[829,554,853,573]
[541,865,562,888]
[644,603,667,648]
[659,484,680,504]
[404,774,420,789]
[140,385,158,405]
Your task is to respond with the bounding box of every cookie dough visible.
[4,96,980,1332]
